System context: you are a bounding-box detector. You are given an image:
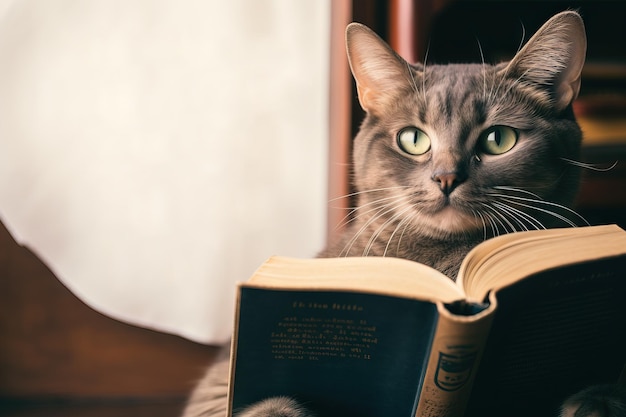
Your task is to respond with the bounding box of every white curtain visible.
[0,0,330,344]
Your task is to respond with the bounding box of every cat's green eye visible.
[397,127,431,155]
[478,126,518,155]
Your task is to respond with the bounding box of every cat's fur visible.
[182,11,625,417]
[560,384,626,417]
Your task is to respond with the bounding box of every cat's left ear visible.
[345,23,412,113]
[502,11,587,110]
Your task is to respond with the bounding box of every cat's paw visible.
[235,396,314,417]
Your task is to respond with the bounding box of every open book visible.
[227,225,626,417]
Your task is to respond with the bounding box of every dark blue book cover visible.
[230,288,439,417]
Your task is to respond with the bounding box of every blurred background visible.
[1,1,625,416]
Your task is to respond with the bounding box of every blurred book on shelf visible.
[575,62,626,146]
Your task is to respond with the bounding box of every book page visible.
[465,256,626,417]
[249,255,463,302]
[458,225,626,302]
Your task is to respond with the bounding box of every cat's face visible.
[346,11,587,240]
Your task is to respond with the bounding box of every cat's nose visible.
[432,172,463,195]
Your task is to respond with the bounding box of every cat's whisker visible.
[406,62,420,99]
[475,37,487,103]
[501,67,533,100]
[364,200,414,257]
[483,211,500,237]
[492,203,522,233]
[340,205,387,257]
[332,188,415,231]
[421,40,431,108]
[472,210,488,241]
[492,55,533,105]
[381,205,417,257]
[487,21,526,105]
[333,193,410,231]
[496,195,587,227]
[490,192,561,225]
[491,193,590,226]
[360,212,402,258]
[395,216,413,257]
[492,201,544,231]
[341,197,410,257]
[486,73,502,108]
[516,20,527,55]
[328,186,415,203]
[560,158,618,172]
[501,201,547,230]
[481,203,515,234]
[490,51,517,105]
[477,208,499,237]
[488,20,527,107]
[492,185,542,200]
[495,208,517,234]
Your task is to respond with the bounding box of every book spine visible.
[414,295,496,417]
[226,286,244,417]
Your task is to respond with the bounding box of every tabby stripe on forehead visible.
[442,92,454,120]
[418,105,427,125]
[473,99,487,125]
[430,90,480,123]
[457,91,482,118]
[458,123,473,146]
[367,129,388,154]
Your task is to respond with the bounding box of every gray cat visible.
[182,11,625,417]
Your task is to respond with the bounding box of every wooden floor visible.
[1,400,186,417]
[0,220,221,417]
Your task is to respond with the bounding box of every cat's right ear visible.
[346,23,412,113]
[501,11,587,110]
